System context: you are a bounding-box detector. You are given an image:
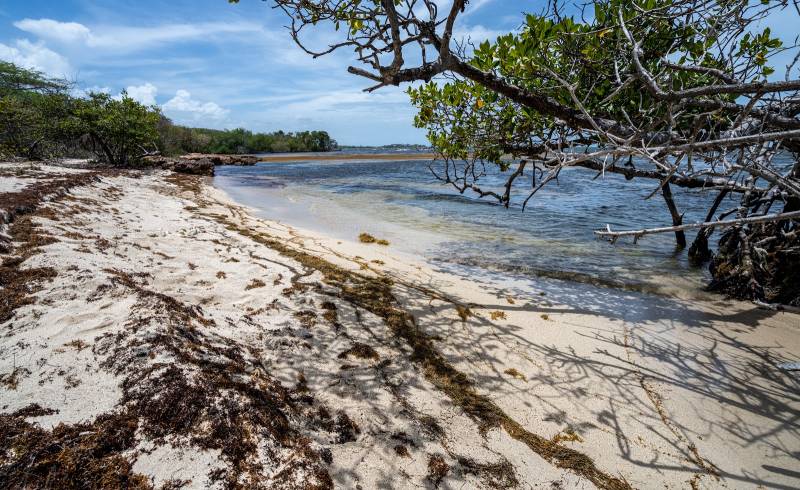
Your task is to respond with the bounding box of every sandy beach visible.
[1,161,798,489]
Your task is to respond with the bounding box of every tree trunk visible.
[661,183,686,248]
[688,189,729,264]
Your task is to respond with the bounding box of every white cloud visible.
[14,18,262,53]
[163,89,229,122]
[454,24,505,44]
[122,82,158,105]
[13,19,91,44]
[0,39,70,77]
[465,0,496,15]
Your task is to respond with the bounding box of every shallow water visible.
[214,155,732,298]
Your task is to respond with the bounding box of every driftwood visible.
[595,210,800,242]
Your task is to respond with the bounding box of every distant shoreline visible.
[254,152,436,162]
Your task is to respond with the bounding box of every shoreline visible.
[1,162,798,489]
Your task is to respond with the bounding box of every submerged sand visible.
[1,161,798,489]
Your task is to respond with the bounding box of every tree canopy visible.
[254,0,800,304]
[157,124,337,155]
[1,60,337,164]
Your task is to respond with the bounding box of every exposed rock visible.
[169,158,215,176]
[181,153,259,166]
[141,156,214,176]
[142,153,259,176]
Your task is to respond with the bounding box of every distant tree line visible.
[0,61,336,165]
[157,123,337,155]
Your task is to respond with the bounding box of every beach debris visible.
[394,444,411,457]
[427,454,450,487]
[358,233,376,243]
[551,428,584,444]
[490,311,507,321]
[777,362,800,371]
[293,310,318,328]
[245,278,266,290]
[458,457,519,489]
[540,314,550,321]
[358,232,389,245]
[337,342,379,361]
[456,305,472,322]
[504,368,527,382]
[320,301,338,324]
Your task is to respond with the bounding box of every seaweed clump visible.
[1,171,104,324]
[427,454,450,487]
[101,267,334,489]
[0,410,151,489]
[358,233,389,245]
[337,342,379,361]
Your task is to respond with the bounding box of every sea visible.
[213,150,737,300]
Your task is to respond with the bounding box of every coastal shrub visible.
[264,0,800,305]
[0,60,334,163]
[0,62,73,160]
[65,92,161,166]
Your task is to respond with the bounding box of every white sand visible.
[1,162,798,489]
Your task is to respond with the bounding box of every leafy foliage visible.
[157,123,337,155]
[64,92,162,166]
[409,0,787,166]
[0,62,72,160]
[0,60,337,164]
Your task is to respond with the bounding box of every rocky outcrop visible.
[170,158,215,176]
[180,153,259,166]
[142,153,259,177]
[142,156,214,176]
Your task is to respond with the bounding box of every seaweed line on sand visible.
[170,173,632,490]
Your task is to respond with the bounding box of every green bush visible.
[65,92,161,166]
[1,60,337,164]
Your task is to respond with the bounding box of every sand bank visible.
[1,161,798,489]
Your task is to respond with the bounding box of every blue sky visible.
[1,1,795,145]
[0,0,525,145]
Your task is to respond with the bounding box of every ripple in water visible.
[214,157,729,298]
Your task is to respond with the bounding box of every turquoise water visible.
[214,156,727,296]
